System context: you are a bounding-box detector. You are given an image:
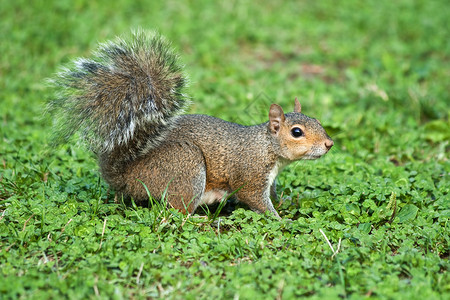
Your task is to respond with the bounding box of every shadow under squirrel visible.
[49,31,333,219]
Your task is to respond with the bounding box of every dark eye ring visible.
[291,127,303,138]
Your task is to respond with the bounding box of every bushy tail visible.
[49,30,189,158]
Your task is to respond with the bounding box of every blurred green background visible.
[1,0,448,299]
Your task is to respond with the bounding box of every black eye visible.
[291,127,303,138]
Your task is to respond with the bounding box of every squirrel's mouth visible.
[302,148,330,160]
[301,154,323,160]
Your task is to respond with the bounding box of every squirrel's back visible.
[49,30,189,161]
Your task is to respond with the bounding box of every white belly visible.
[199,190,228,205]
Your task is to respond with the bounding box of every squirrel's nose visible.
[325,139,334,150]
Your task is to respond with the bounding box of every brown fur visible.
[99,105,333,218]
[51,31,333,218]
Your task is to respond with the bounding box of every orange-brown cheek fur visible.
[279,129,313,160]
[284,144,310,160]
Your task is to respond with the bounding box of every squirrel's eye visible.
[291,127,303,138]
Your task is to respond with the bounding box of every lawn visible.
[1,0,448,299]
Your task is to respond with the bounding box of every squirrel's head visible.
[268,98,333,161]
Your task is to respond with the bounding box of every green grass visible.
[1,0,449,299]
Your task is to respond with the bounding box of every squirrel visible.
[49,30,333,219]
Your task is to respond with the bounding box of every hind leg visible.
[122,141,206,214]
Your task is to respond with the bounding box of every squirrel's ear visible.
[294,97,302,113]
[269,104,285,134]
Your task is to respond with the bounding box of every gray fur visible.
[49,30,189,157]
[50,31,333,218]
